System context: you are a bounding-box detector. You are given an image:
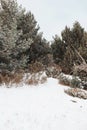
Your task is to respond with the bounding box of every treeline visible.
[0,0,87,79]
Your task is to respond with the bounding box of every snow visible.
[0,78,87,130]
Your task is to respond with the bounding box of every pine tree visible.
[0,0,32,71]
[29,32,51,65]
[0,0,50,72]
[52,22,87,74]
[51,35,66,63]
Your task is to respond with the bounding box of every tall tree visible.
[52,22,87,74]
[0,0,32,71]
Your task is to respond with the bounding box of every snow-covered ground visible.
[0,78,87,130]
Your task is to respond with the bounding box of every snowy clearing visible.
[0,78,87,130]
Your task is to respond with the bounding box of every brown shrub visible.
[0,72,23,85]
[0,74,10,85]
[29,61,45,73]
[0,74,4,84]
[0,69,47,86]
[12,73,23,84]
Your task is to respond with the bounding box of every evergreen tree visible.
[29,32,51,65]
[52,22,87,74]
[0,0,19,70]
[0,0,33,71]
[51,35,66,63]
[0,0,50,72]
[17,11,39,40]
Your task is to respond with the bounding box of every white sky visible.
[17,0,87,41]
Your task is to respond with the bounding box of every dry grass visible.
[11,73,23,84]
[0,70,47,86]
[25,72,47,85]
[0,74,11,85]
[0,72,23,85]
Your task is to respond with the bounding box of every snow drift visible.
[0,78,87,130]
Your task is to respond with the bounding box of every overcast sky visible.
[17,0,87,41]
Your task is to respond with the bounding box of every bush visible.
[11,73,23,84]
[70,76,82,88]
[0,71,23,85]
[0,70,47,86]
[46,64,62,78]
[58,73,72,86]
[65,88,87,99]
[25,72,47,85]
[58,73,84,88]
[28,61,45,73]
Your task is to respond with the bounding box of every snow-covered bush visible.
[58,73,84,89]
[58,73,72,86]
[70,76,82,88]
[65,88,87,99]
[24,72,47,85]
